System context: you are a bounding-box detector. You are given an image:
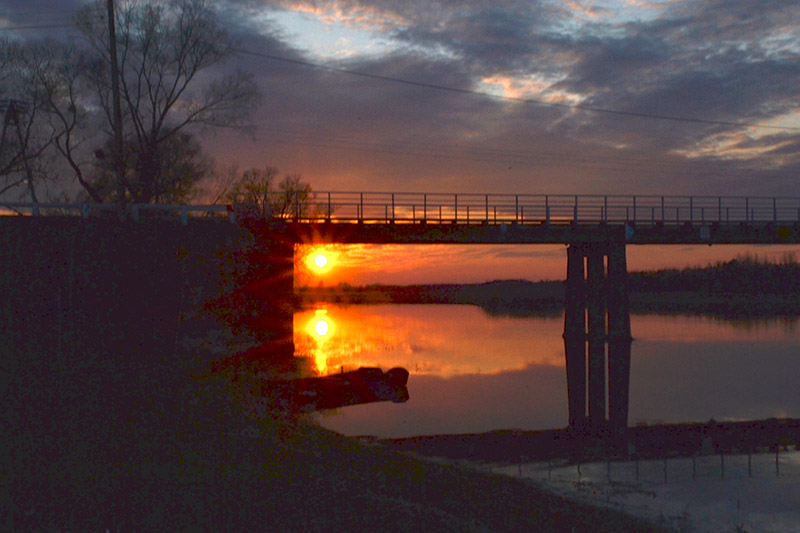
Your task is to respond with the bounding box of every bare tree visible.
[225,167,319,219]
[0,41,51,202]
[75,0,260,203]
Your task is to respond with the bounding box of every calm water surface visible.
[293,305,800,438]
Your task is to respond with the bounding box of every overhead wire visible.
[234,48,800,133]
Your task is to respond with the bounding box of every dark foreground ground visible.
[1,218,666,531]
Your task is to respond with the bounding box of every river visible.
[291,304,800,438]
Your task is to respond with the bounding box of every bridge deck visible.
[285,220,800,245]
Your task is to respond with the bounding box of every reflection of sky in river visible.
[293,305,800,438]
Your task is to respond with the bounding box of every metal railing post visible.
[360,193,364,222]
[485,194,489,222]
[391,193,395,222]
[545,195,550,225]
[573,195,578,223]
[774,197,777,223]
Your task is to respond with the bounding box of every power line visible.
[0,23,75,31]
[235,48,800,133]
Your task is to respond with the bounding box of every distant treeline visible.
[298,280,565,318]
[300,256,800,319]
[630,254,800,294]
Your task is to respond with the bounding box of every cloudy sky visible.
[3,0,800,281]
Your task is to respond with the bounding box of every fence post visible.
[360,193,364,222]
[391,193,395,222]
[485,194,489,222]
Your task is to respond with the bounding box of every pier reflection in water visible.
[292,304,800,438]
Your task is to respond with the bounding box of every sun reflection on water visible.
[294,304,567,378]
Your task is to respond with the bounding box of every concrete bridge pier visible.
[563,239,632,433]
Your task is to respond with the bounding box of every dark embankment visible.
[383,418,800,464]
[1,217,664,531]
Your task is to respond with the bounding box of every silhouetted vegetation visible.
[629,254,800,294]
[299,280,565,318]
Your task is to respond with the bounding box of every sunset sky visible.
[4,0,800,282]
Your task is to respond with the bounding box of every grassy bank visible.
[1,218,664,531]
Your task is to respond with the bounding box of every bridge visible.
[5,192,800,432]
[6,192,800,244]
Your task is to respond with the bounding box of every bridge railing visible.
[3,193,800,225]
[307,193,800,225]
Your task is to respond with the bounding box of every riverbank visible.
[380,419,800,464]
[299,278,800,320]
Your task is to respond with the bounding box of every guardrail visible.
[3,193,800,225]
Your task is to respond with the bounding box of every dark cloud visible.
[5,0,800,197]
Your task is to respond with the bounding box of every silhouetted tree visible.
[74,0,260,203]
[224,167,318,218]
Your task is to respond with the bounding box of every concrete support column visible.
[586,248,607,429]
[562,235,631,433]
[564,244,587,429]
[607,240,632,430]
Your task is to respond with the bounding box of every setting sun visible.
[314,318,329,336]
[313,254,328,269]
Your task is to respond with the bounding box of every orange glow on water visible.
[294,304,566,377]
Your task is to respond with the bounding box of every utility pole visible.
[107,0,125,206]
